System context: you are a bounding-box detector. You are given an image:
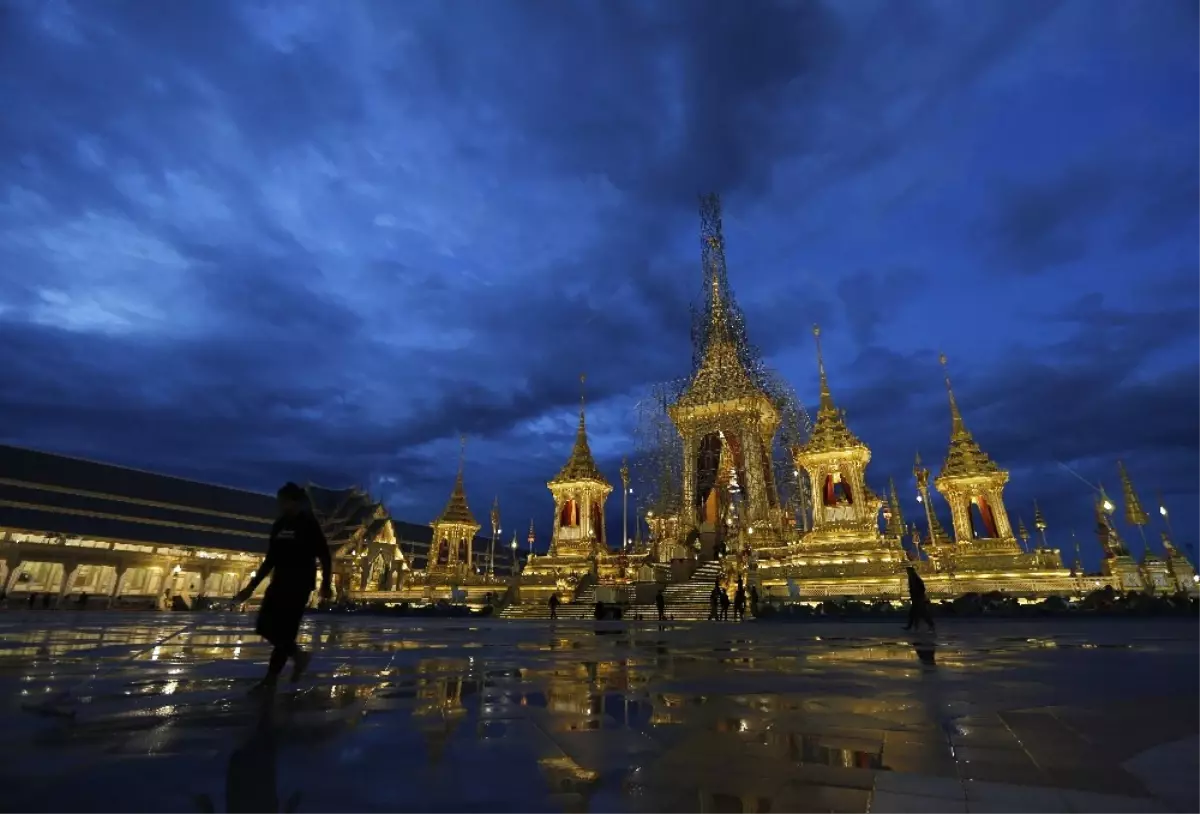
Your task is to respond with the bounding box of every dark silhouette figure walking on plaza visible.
[235,482,332,694]
[719,586,731,621]
[655,588,666,621]
[548,593,559,619]
[708,581,720,620]
[733,579,746,621]
[903,566,936,632]
[749,584,759,617]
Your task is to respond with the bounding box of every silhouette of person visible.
[708,582,721,621]
[655,589,666,621]
[235,482,332,694]
[548,593,559,620]
[903,566,936,632]
[733,579,746,621]
[719,587,730,621]
[749,585,759,617]
[195,697,302,813]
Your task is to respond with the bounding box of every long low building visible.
[0,444,519,609]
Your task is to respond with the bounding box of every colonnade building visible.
[0,444,517,609]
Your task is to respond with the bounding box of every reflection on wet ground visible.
[0,614,1195,813]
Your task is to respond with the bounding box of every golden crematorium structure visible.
[501,194,1196,618]
[2,196,1194,615]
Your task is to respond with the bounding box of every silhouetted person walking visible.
[903,566,935,632]
[708,582,721,621]
[235,482,332,694]
[655,588,666,621]
[719,587,730,621]
[734,579,746,621]
[548,593,559,619]
[749,585,759,617]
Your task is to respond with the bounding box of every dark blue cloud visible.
[0,0,1195,567]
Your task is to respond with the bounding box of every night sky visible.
[1,1,1196,569]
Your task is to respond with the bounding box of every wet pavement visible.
[0,613,1195,813]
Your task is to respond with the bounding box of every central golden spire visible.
[550,374,609,485]
[799,325,866,454]
[937,353,1002,480]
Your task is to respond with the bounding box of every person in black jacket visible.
[903,565,936,632]
[235,482,332,693]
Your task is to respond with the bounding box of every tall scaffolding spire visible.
[690,193,764,385]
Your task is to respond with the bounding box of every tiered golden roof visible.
[435,471,478,526]
[798,325,867,455]
[434,436,479,527]
[937,354,1003,480]
[674,260,765,410]
[550,375,610,486]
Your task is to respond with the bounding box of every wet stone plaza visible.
[0,614,1196,813]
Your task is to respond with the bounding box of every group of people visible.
[707,578,756,621]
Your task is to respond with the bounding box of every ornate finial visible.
[491,495,500,530]
[812,323,832,397]
[885,477,905,537]
[1017,517,1030,543]
[527,518,535,544]
[913,451,928,487]
[1033,500,1047,531]
[939,352,965,433]
[620,457,629,487]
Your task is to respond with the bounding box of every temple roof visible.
[434,470,479,528]
[936,355,1003,481]
[674,267,767,411]
[799,326,867,456]
[550,404,610,486]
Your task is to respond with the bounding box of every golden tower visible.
[755,325,907,599]
[921,355,1074,595]
[932,354,1016,545]
[505,376,614,613]
[792,325,884,540]
[428,436,482,580]
[668,237,781,556]
[1094,486,1144,591]
[547,375,613,560]
[1118,462,1171,592]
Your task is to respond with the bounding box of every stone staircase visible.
[629,561,735,621]
[500,584,599,620]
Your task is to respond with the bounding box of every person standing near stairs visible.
[655,589,666,621]
[708,581,720,621]
[734,579,746,622]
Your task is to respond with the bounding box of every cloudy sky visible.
[1,0,1195,568]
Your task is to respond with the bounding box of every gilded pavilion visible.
[393,440,508,606]
[510,378,632,612]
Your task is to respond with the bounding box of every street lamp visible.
[620,458,630,552]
